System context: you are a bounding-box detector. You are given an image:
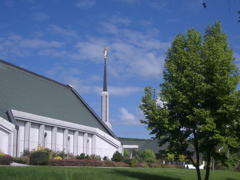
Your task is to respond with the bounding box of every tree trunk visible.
[204,153,211,180]
[193,135,202,180]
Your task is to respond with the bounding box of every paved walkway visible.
[10,162,29,166]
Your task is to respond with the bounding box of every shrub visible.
[132,149,141,159]
[124,158,136,167]
[142,149,156,163]
[103,156,109,161]
[22,149,31,157]
[30,151,50,165]
[13,157,29,164]
[111,151,123,162]
[123,149,129,158]
[53,156,62,160]
[49,159,105,167]
[89,154,101,161]
[76,153,86,160]
[0,153,5,158]
[0,154,13,165]
[51,150,66,159]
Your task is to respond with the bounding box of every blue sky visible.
[0,0,240,139]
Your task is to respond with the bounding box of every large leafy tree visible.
[140,21,240,180]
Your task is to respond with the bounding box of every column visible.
[92,134,96,155]
[73,131,78,156]
[51,127,57,151]
[83,132,88,154]
[63,129,68,153]
[24,122,31,150]
[38,124,45,147]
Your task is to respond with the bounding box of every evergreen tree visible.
[140,21,240,180]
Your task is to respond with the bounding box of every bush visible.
[124,158,136,167]
[22,149,31,157]
[30,151,50,165]
[13,157,29,164]
[53,156,62,160]
[111,151,123,162]
[49,159,105,167]
[89,154,101,161]
[51,150,66,159]
[123,149,129,158]
[76,153,86,160]
[142,149,156,163]
[0,154,13,165]
[103,156,109,161]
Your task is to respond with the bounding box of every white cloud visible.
[32,12,49,22]
[118,107,141,125]
[48,24,79,38]
[109,86,142,96]
[109,16,132,26]
[19,39,63,48]
[76,0,95,8]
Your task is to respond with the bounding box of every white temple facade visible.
[0,59,122,158]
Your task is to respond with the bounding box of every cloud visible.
[109,16,132,26]
[150,0,170,12]
[19,39,63,48]
[48,24,79,38]
[76,0,95,8]
[0,34,64,58]
[32,12,49,22]
[109,86,142,96]
[118,107,141,125]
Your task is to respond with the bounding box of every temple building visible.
[0,59,122,158]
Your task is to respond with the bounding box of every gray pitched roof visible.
[121,140,169,154]
[0,60,117,138]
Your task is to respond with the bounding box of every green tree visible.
[141,149,156,163]
[140,21,240,180]
[111,151,123,162]
[123,148,129,158]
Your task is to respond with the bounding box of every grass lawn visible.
[0,166,239,180]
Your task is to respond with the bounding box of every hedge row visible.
[49,159,129,167]
[0,155,13,165]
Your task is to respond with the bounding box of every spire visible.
[103,47,109,92]
[103,58,107,91]
[101,47,112,130]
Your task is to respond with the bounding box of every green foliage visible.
[76,153,86,160]
[51,150,66,159]
[132,149,142,159]
[123,149,129,158]
[124,158,136,167]
[140,21,240,180]
[13,157,29,164]
[141,149,156,163]
[30,151,50,165]
[21,149,31,157]
[111,151,123,162]
[0,152,5,158]
[164,153,175,161]
[89,154,101,161]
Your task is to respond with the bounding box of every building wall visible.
[0,117,15,155]
[0,110,122,159]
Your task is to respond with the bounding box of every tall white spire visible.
[101,47,112,130]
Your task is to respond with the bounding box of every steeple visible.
[103,58,107,91]
[101,47,112,130]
